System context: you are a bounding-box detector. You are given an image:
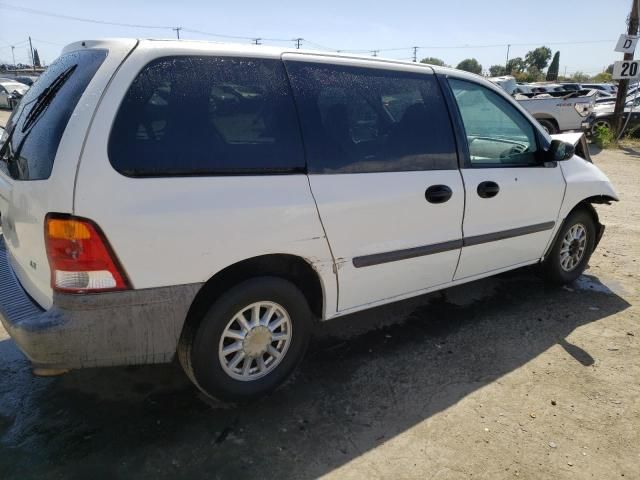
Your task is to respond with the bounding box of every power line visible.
[181,28,292,42]
[301,40,340,51]
[0,3,172,29]
[0,0,619,69]
[30,38,65,46]
[368,39,615,53]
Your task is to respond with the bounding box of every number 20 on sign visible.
[613,60,640,80]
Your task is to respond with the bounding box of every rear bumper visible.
[0,237,201,370]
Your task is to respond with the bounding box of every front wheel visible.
[537,119,558,135]
[179,277,312,402]
[541,209,596,284]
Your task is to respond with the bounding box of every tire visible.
[179,277,312,402]
[537,119,558,135]
[591,119,612,135]
[541,209,596,285]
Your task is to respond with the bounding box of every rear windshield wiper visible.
[0,92,40,166]
[21,64,77,134]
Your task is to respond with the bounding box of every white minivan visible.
[0,39,618,401]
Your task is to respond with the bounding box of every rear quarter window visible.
[108,56,305,176]
[3,49,107,180]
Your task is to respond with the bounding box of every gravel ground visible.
[0,109,10,127]
[0,114,638,479]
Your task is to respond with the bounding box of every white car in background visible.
[582,83,617,95]
[0,39,618,402]
[0,81,29,110]
[490,76,595,133]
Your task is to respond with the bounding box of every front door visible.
[284,55,465,312]
[447,78,565,280]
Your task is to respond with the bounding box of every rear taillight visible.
[44,214,130,293]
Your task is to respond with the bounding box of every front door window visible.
[449,79,539,167]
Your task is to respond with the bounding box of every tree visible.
[605,64,614,74]
[571,71,590,83]
[506,57,525,74]
[33,48,41,67]
[456,58,482,74]
[420,57,446,67]
[489,65,507,76]
[520,66,544,82]
[546,51,560,81]
[592,72,613,83]
[524,46,552,71]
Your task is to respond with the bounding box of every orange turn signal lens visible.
[46,218,92,240]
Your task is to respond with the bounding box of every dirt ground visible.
[0,111,638,479]
[0,109,10,127]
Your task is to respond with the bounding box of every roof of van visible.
[61,37,465,75]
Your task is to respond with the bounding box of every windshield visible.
[1,49,106,180]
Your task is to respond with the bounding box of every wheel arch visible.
[533,114,559,131]
[180,254,325,344]
[544,195,614,260]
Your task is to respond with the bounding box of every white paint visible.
[0,38,619,322]
[558,155,619,220]
[309,171,464,311]
[0,39,137,309]
[455,166,565,279]
[615,34,638,54]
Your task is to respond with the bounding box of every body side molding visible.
[353,221,555,268]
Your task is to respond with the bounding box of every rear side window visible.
[108,56,304,176]
[3,49,107,180]
[285,61,457,174]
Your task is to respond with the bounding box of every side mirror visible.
[548,139,575,161]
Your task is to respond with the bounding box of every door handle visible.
[425,185,453,204]
[477,181,500,199]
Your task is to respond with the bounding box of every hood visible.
[550,132,584,147]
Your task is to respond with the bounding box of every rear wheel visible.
[537,119,558,135]
[541,209,596,285]
[179,277,312,402]
[592,119,613,135]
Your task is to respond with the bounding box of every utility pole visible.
[505,44,510,67]
[10,45,15,68]
[172,27,182,39]
[371,50,378,57]
[412,46,418,63]
[564,66,567,77]
[614,0,639,136]
[294,38,303,49]
[253,38,262,45]
[28,36,35,72]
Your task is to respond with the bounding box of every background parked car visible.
[558,83,583,91]
[0,81,29,110]
[592,96,640,135]
[490,76,595,133]
[13,76,39,86]
[582,83,618,95]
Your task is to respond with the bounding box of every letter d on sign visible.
[616,34,638,54]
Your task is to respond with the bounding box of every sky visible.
[0,0,632,75]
